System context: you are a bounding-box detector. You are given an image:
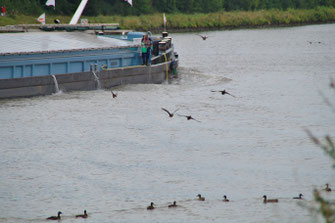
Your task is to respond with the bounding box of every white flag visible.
[124,0,132,6]
[163,13,167,31]
[46,0,55,7]
[37,13,45,24]
[163,13,166,24]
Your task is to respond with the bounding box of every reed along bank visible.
[1,7,335,31]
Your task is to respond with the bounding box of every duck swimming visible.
[325,183,332,192]
[147,202,155,210]
[46,211,62,220]
[76,210,88,218]
[223,195,230,202]
[293,194,303,199]
[263,195,278,203]
[197,194,205,201]
[168,201,177,208]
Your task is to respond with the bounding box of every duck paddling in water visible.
[147,202,155,210]
[197,194,205,201]
[293,194,303,199]
[223,195,230,202]
[76,210,88,218]
[325,183,332,192]
[263,195,278,203]
[168,201,178,208]
[46,211,62,220]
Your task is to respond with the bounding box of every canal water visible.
[0,24,334,223]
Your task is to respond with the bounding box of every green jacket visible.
[141,42,147,53]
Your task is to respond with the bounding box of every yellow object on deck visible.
[163,54,168,81]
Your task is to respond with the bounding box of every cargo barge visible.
[0,29,178,99]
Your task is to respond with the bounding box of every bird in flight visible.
[211,90,235,97]
[178,114,201,122]
[161,108,179,118]
[111,90,117,98]
[197,34,211,40]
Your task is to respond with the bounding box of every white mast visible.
[69,0,89,25]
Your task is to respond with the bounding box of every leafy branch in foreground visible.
[313,189,335,223]
[305,79,335,223]
[305,130,335,167]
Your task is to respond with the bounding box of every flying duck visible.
[46,211,62,220]
[111,90,117,98]
[161,107,179,118]
[197,34,211,40]
[179,114,201,122]
[75,210,88,218]
[263,195,278,203]
[211,90,236,97]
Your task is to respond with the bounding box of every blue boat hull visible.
[0,57,178,99]
[0,31,178,99]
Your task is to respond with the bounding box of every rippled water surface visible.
[1,24,335,223]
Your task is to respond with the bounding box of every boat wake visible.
[172,66,232,87]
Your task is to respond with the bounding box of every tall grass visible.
[1,7,334,30]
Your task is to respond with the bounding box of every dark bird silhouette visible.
[46,211,62,220]
[179,114,201,122]
[197,194,205,201]
[223,195,230,202]
[293,194,303,199]
[211,90,236,97]
[263,195,278,203]
[197,34,211,40]
[168,201,177,208]
[330,78,335,89]
[161,107,179,118]
[147,202,155,210]
[325,183,332,192]
[111,90,117,98]
[76,210,88,218]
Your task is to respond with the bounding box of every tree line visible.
[0,0,334,16]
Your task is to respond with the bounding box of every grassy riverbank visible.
[1,7,334,31]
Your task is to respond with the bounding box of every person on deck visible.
[141,34,152,66]
[1,6,6,16]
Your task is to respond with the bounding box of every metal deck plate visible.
[0,32,138,55]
